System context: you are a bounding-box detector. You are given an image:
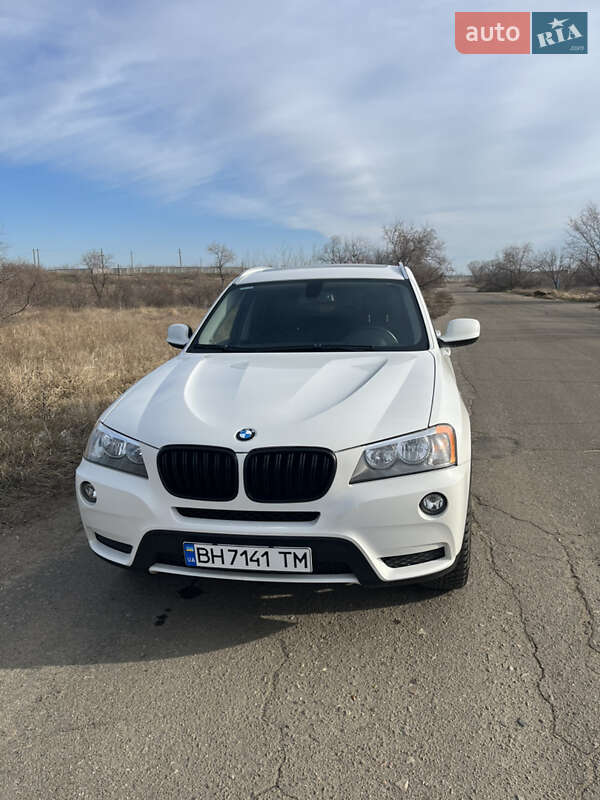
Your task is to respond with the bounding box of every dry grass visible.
[424,288,454,319]
[511,287,600,303]
[0,306,203,517]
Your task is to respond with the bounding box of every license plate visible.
[183,542,313,573]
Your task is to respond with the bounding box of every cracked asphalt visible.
[1,287,599,799]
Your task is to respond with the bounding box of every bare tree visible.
[315,235,375,264]
[533,248,578,290]
[381,222,451,287]
[313,224,453,287]
[258,246,312,269]
[0,261,40,321]
[207,242,235,287]
[467,260,488,288]
[496,243,534,289]
[567,203,600,286]
[82,249,114,304]
[316,236,344,264]
[467,245,534,291]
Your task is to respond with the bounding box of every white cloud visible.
[1,0,599,266]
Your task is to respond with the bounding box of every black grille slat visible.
[191,450,199,496]
[157,446,238,501]
[244,448,336,503]
[382,547,446,568]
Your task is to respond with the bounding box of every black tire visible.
[423,506,471,592]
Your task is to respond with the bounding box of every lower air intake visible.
[382,547,445,568]
[176,508,319,522]
[95,533,133,554]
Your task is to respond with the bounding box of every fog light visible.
[80,481,97,504]
[419,492,447,515]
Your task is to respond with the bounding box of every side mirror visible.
[438,318,480,347]
[167,323,193,350]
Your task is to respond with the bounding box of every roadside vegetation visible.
[468,202,600,306]
[0,220,454,320]
[0,306,201,523]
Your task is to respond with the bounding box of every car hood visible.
[103,351,435,452]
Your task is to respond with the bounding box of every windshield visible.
[189,278,429,352]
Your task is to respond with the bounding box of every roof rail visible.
[237,266,274,278]
[255,262,408,278]
[239,263,410,277]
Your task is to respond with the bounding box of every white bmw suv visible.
[76,264,479,592]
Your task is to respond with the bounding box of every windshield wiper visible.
[315,344,377,351]
[191,343,382,353]
[191,343,250,352]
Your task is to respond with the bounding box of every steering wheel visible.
[343,326,399,347]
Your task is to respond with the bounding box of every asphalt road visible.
[1,288,599,800]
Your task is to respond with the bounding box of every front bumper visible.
[76,447,471,585]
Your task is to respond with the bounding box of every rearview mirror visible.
[438,318,480,347]
[167,323,193,350]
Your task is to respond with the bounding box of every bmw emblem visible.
[236,428,256,442]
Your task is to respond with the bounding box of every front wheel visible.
[422,507,471,592]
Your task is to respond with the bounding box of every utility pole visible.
[178,247,182,268]
[130,250,134,270]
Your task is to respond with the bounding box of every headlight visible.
[350,425,456,484]
[84,422,148,478]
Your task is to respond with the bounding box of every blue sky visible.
[1,0,599,269]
